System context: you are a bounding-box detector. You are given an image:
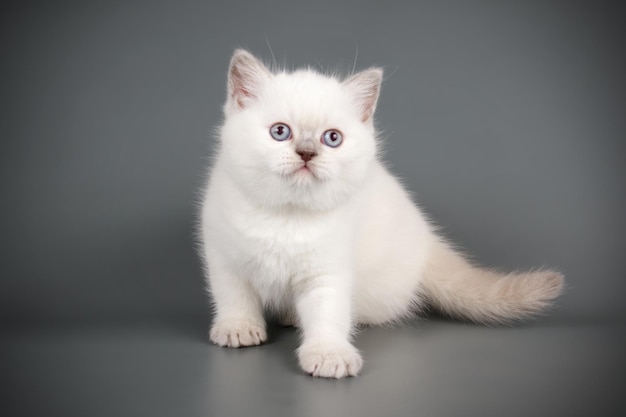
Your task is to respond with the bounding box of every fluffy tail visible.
[420,240,564,324]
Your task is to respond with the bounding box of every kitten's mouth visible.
[294,164,317,178]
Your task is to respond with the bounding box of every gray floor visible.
[2,1,625,416]
[4,315,625,417]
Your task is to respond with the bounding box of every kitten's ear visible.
[227,49,271,111]
[343,68,383,123]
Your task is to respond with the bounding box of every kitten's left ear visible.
[227,49,271,112]
[343,68,383,123]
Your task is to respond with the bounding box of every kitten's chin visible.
[249,169,356,212]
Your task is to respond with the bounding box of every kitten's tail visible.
[420,240,564,324]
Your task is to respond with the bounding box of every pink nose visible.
[297,150,317,162]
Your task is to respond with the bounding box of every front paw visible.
[209,319,267,348]
[297,341,363,378]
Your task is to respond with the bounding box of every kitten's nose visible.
[296,150,317,162]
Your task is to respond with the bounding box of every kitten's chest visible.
[235,213,320,267]
[226,209,348,283]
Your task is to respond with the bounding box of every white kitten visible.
[199,49,564,379]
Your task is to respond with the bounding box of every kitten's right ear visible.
[343,67,383,123]
[227,49,271,112]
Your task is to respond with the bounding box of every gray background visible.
[2,1,625,416]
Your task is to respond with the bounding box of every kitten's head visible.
[219,49,383,211]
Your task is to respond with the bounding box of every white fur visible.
[199,50,564,379]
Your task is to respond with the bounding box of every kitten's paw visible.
[297,341,363,378]
[209,319,267,348]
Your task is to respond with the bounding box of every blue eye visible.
[322,129,343,147]
[269,123,291,141]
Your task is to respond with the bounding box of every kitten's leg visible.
[208,264,266,348]
[295,276,362,378]
[277,307,299,328]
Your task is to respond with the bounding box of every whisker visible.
[352,43,359,75]
[264,34,277,69]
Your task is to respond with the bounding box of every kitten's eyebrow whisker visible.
[265,34,277,69]
[384,64,400,81]
[352,44,359,75]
